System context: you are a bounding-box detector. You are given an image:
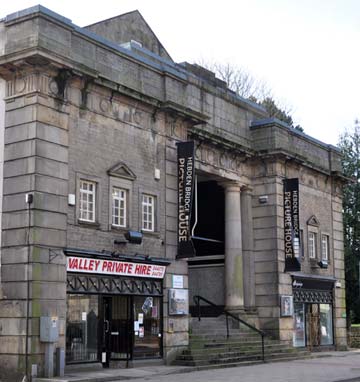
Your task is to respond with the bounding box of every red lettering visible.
[128,263,133,273]
[68,258,78,269]
[88,259,94,271]
[95,260,100,271]
[102,261,108,271]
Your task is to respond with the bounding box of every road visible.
[112,354,360,382]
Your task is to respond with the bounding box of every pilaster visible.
[0,69,69,379]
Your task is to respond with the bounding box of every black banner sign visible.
[284,178,301,272]
[176,141,196,259]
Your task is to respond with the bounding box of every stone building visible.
[0,5,347,380]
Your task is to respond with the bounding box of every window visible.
[112,187,127,227]
[79,180,96,222]
[321,234,329,261]
[142,194,155,232]
[308,232,317,259]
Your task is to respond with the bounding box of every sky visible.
[1,0,359,146]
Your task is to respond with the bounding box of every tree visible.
[339,120,360,324]
[199,62,303,131]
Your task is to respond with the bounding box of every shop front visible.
[64,249,169,367]
[292,275,335,348]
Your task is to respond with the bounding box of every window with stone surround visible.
[79,180,96,222]
[321,234,329,261]
[308,232,317,259]
[142,194,155,232]
[107,162,135,231]
[112,187,127,228]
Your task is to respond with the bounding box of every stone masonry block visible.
[3,174,34,195]
[0,318,26,335]
[3,157,35,177]
[34,174,67,195]
[35,157,68,179]
[2,228,27,247]
[30,227,66,247]
[4,140,35,161]
[36,140,68,163]
[5,104,36,127]
[0,300,26,318]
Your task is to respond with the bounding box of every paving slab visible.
[34,350,360,382]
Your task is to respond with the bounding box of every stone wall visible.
[348,327,360,348]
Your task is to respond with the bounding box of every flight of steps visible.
[172,315,311,370]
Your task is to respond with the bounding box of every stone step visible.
[183,343,298,357]
[174,350,310,367]
[189,338,276,347]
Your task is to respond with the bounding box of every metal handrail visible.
[193,295,266,361]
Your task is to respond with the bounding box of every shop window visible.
[321,234,329,261]
[142,194,156,232]
[112,187,127,227]
[66,294,99,363]
[320,304,333,345]
[308,232,317,259]
[79,180,96,222]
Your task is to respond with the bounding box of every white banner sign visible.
[66,256,166,279]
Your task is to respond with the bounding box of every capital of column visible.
[219,180,243,193]
[220,181,252,193]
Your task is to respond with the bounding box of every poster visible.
[138,313,144,324]
[280,295,294,317]
[139,326,144,338]
[168,289,189,315]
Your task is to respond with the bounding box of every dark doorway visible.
[191,180,225,256]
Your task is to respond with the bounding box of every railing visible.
[193,295,266,361]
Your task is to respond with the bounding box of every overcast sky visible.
[2,0,359,146]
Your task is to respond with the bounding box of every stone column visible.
[241,186,256,310]
[221,181,244,310]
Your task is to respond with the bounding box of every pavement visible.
[34,350,360,382]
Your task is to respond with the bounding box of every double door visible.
[66,294,162,365]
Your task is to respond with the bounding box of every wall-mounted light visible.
[318,260,328,269]
[258,195,268,204]
[124,230,143,245]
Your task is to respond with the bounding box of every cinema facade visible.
[0,5,347,380]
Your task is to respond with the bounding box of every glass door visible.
[306,304,321,348]
[102,296,131,366]
[133,296,162,358]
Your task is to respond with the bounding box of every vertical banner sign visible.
[176,141,196,259]
[283,178,301,272]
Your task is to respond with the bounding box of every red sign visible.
[66,256,166,279]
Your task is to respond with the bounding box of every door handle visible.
[104,320,110,333]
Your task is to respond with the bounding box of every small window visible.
[321,234,329,261]
[79,180,96,222]
[112,187,127,227]
[142,194,155,232]
[308,232,317,259]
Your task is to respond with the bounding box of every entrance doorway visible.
[293,302,333,348]
[66,294,162,365]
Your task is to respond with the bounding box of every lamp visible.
[318,260,328,269]
[124,230,143,245]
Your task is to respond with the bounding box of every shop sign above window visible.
[66,256,166,279]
